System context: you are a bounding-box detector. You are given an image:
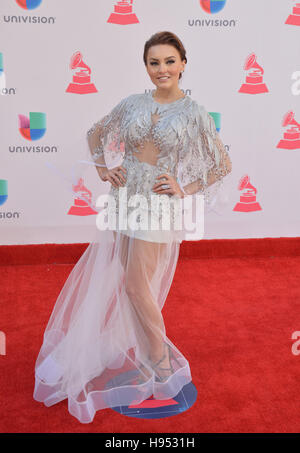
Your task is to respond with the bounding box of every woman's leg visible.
[124,237,171,368]
[113,230,130,271]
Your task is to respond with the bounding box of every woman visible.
[33,31,232,423]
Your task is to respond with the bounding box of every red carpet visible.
[1,237,300,433]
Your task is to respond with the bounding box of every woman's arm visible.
[86,95,130,180]
[177,104,232,198]
[87,118,109,181]
[181,129,232,196]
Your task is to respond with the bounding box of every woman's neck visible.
[153,86,184,103]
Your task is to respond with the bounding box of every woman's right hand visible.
[98,166,127,187]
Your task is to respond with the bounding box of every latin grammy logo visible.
[107,0,139,25]
[277,110,300,150]
[238,53,268,94]
[68,178,98,216]
[233,174,262,212]
[285,1,300,26]
[66,51,97,94]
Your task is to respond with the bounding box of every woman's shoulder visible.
[188,98,213,128]
[118,92,208,119]
[189,98,205,115]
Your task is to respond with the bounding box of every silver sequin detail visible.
[86,90,232,209]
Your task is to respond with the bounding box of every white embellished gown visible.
[33,89,232,423]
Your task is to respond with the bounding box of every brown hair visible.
[143,31,187,80]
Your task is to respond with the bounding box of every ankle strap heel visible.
[149,342,180,383]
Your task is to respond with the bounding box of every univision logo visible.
[209,111,221,132]
[189,0,235,27]
[0,180,20,219]
[0,52,16,96]
[0,52,5,95]
[0,180,8,206]
[15,0,42,10]
[199,0,227,14]
[18,112,46,140]
[10,112,57,154]
[3,0,55,24]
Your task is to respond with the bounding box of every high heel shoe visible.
[149,342,181,383]
[133,362,152,386]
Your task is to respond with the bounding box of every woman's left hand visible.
[152,173,184,198]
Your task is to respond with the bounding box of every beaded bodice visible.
[86,89,232,212]
[121,91,190,174]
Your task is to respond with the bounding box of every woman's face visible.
[145,44,185,90]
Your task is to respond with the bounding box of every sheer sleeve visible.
[177,102,232,208]
[86,95,129,169]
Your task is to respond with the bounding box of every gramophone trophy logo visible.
[233,175,262,212]
[277,111,300,150]
[285,1,300,26]
[66,51,97,94]
[18,112,46,140]
[199,0,227,14]
[239,53,268,94]
[16,0,42,9]
[68,178,98,216]
[107,0,139,25]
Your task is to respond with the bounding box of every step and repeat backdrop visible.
[1,0,300,244]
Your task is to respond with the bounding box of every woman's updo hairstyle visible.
[143,31,187,80]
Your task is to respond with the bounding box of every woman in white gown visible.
[33,31,232,423]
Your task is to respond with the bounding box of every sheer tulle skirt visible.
[33,226,192,423]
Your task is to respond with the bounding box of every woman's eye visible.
[150,60,175,66]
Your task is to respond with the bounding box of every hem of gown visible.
[33,221,191,424]
[33,361,192,423]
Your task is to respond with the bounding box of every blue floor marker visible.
[110,379,197,419]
